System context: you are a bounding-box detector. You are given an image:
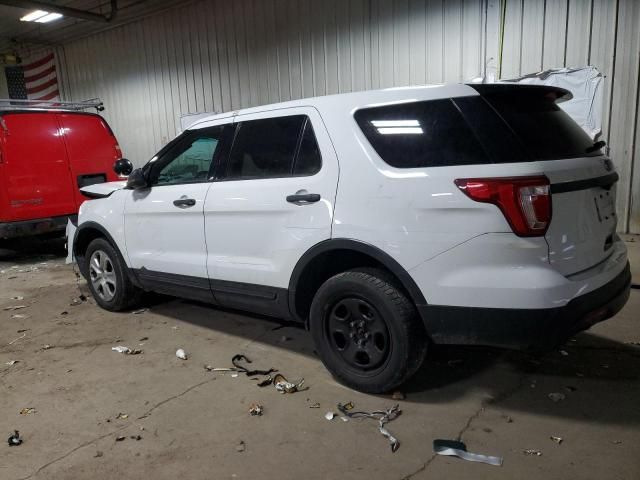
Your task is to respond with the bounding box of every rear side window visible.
[354,99,490,168]
[225,115,321,180]
[473,85,599,160]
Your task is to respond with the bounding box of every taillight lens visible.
[455,176,551,236]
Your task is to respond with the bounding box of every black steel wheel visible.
[310,268,427,393]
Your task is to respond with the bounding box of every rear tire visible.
[84,238,142,311]
[309,268,427,393]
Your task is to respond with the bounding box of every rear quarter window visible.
[354,99,490,168]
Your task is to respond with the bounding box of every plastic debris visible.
[4,305,27,311]
[5,360,18,366]
[130,435,142,441]
[132,308,148,315]
[19,407,36,415]
[111,346,142,355]
[115,436,126,442]
[274,373,306,394]
[434,439,503,466]
[338,402,402,453]
[392,391,405,400]
[116,413,129,420]
[204,365,234,372]
[249,403,264,416]
[325,412,336,420]
[8,430,22,446]
[41,344,53,350]
[232,354,276,376]
[139,337,149,342]
[309,402,320,409]
[11,314,27,319]
[236,441,246,452]
[176,349,188,360]
[550,436,563,444]
[523,449,542,456]
[11,296,24,301]
[548,392,566,402]
[256,375,274,387]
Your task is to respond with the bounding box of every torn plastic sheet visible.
[433,439,503,466]
[231,354,277,377]
[337,402,401,453]
[492,66,604,140]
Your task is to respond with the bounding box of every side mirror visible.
[113,158,134,176]
[126,168,148,190]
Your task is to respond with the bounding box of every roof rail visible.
[0,98,104,113]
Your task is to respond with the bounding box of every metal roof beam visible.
[0,0,117,23]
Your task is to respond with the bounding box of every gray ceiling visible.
[0,0,189,53]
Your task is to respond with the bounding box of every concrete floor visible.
[1,236,639,480]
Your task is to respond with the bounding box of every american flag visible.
[4,52,59,101]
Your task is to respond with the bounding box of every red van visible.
[0,104,121,239]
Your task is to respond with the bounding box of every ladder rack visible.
[0,98,104,112]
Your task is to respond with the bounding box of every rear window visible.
[472,84,599,160]
[354,99,490,168]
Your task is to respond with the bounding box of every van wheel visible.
[84,238,142,312]
[309,268,427,393]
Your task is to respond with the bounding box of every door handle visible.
[286,191,321,205]
[173,197,196,208]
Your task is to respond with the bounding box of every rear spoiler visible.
[468,84,573,103]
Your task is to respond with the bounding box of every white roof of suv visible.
[188,84,479,130]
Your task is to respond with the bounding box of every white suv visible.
[72,84,631,393]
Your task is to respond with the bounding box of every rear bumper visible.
[419,262,631,350]
[0,214,77,240]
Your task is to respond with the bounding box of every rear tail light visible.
[455,176,551,236]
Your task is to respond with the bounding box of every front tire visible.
[84,238,141,311]
[309,268,427,393]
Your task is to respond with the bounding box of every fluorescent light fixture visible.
[35,12,63,23]
[371,120,420,127]
[377,127,424,135]
[20,10,48,22]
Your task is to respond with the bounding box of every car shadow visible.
[141,294,640,426]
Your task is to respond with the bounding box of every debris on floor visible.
[523,449,542,456]
[248,403,264,416]
[130,435,142,441]
[548,392,566,402]
[115,436,126,442]
[308,402,320,409]
[256,375,274,387]
[11,314,28,319]
[115,413,129,420]
[41,344,53,350]
[564,385,577,392]
[274,373,306,393]
[550,436,563,444]
[7,333,26,345]
[111,346,143,355]
[176,348,188,360]
[324,412,336,420]
[391,391,405,400]
[337,402,402,453]
[94,451,103,458]
[5,360,19,366]
[3,305,27,311]
[559,350,569,356]
[501,414,514,423]
[231,354,276,377]
[204,365,234,373]
[433,439,503,466]
[236,440,246,452]
[132,308,148,315]
[8,430,22,446]
[11,295,24,300]
[19,407,36,415]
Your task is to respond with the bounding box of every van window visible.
[470,84,600,160]
[226,115,307,180]
[354,99,490,168]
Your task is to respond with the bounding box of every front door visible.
[123,122,231,302]
[203,108,339,316]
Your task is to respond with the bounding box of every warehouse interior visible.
[1,1,639,479]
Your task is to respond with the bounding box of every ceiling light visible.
[20,10,49,22]
[35,12,64,23]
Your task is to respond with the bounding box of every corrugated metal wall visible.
[55,0,640,232]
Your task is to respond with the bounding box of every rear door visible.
[469,85,617,276]
[1,112,76,222]
[203,108,338,314]
[56,113,121,208]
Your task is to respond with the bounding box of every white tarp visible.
[498,66,604,140]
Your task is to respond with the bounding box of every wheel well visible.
[74,227,105,263]
[291,248,413,324]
